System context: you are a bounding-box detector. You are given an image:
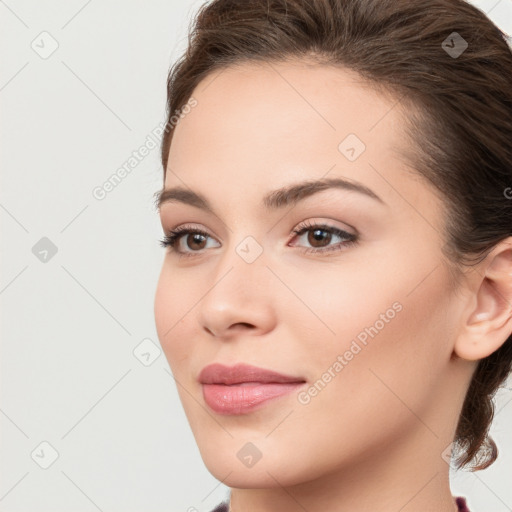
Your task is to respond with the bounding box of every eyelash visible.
[159,220,359,259]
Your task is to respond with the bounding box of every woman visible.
[153,0,512,510]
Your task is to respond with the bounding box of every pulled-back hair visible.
[160,0,512,470]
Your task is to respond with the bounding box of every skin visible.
[154,59,512,512]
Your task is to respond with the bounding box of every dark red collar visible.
[456,496,471,511]
[210,496,471,511]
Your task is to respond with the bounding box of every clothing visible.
[210,496,471,511]
[456,496,471,512]
[210,502,229,512]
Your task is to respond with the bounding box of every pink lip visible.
[199,363,306,415]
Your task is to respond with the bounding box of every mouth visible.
[198,363,307,415]
[198,362,306,385]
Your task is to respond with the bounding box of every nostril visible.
[233,322,254,329]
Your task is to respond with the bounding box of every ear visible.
[454,237,512,361]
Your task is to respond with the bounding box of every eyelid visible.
[163,217,355,239]
[167,223,220,252]
[160,218,359,257]
[291,217,357,236]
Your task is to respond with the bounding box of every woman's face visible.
[154,60,469,488]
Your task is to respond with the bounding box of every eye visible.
[159,220,359,258]
[290,220,358,255]
[159,224,220,258]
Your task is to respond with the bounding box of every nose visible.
[196,247,278,340]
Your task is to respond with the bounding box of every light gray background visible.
[1,1,511,511]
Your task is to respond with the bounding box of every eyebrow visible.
[154,177,385,214]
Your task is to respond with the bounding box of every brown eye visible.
[291,222,358,255]
[185,232,208,250]
[306,228,333,248]
[159,226,220,256]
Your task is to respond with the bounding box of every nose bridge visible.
[196,232,277,336]
[208,234,269,303]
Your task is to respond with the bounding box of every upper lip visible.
[198,363,306,385]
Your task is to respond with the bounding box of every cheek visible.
[248,268,455,482]
[284,233,453,365]
[154,267,192,372]
[294,258,455,428]
[277,251,407,363]
[285,247,455,411]
[154,270,172,345]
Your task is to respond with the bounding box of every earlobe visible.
[454,238,512,362]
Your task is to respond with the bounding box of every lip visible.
[198,363,305,385]
[199,363,307,415]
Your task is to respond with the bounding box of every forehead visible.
[164,60,436,218]
[167,59,407,171]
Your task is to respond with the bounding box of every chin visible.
[204,460,303,489]
[197,439,315,489]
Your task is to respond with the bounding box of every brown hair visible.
[159,0,512,471]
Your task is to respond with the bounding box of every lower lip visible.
[202,382,305,415]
